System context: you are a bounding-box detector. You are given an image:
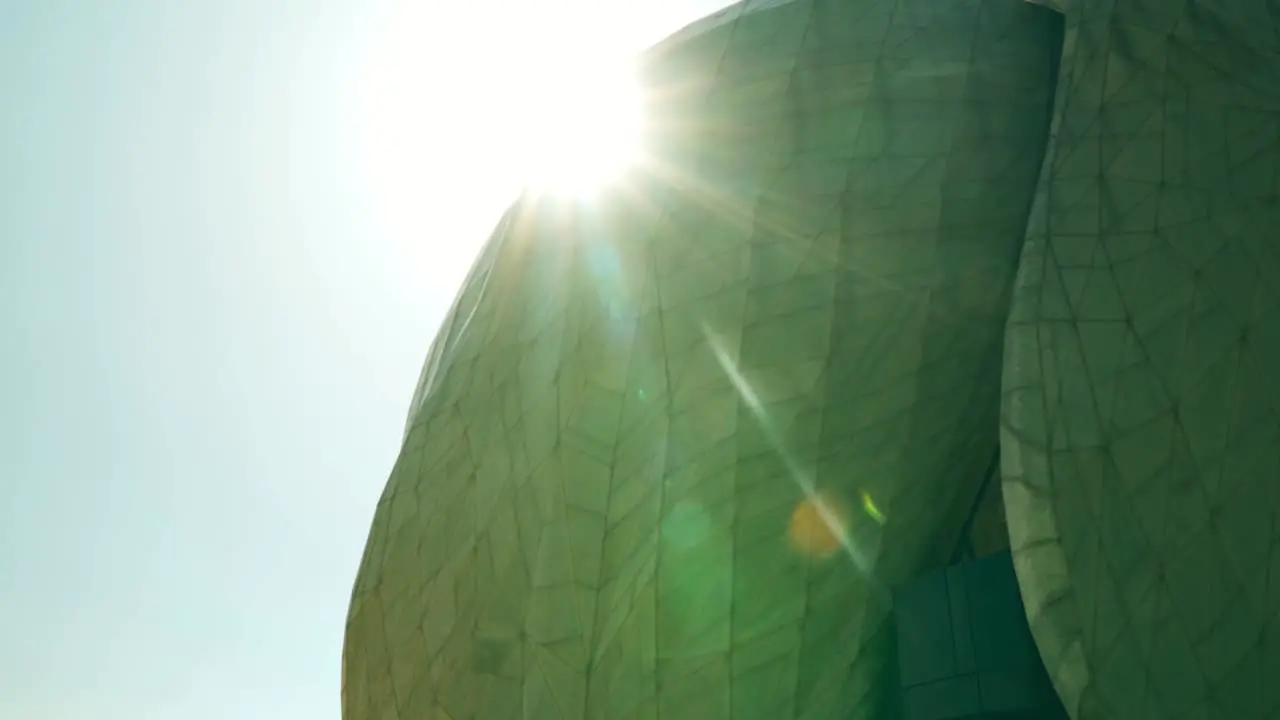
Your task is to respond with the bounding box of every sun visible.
[351,6,646,287]
[506,52,644,197]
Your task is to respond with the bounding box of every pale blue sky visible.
[0,1,727,718]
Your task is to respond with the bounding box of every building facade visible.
[342,0,1280,718]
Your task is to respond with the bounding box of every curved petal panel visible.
[345,0,1063,718]
[1003,2,1280,718]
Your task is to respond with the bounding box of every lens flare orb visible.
[787,492,848,559]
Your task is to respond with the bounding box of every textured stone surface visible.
[1002,1,1280,719]
[342,0,1063,718]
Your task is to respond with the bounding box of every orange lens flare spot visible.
[787,493,847,558]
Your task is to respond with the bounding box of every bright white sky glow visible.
[355,4,653,294]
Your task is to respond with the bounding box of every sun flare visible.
[507,54,644,197]
[358,8,644,204]
[353,7,647,288]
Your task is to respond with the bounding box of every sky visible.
[0,1,729,718]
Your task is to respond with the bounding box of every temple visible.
[342,1,1280,718]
